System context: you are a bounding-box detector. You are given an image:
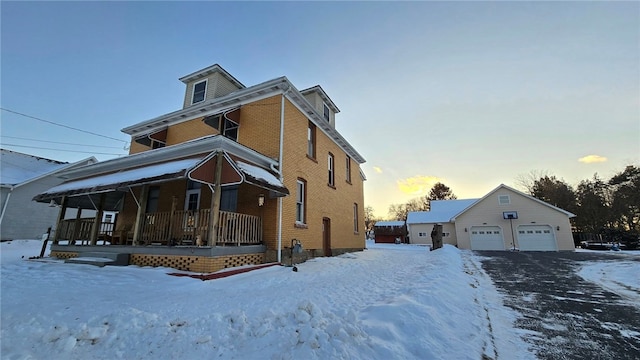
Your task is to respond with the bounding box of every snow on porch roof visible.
[34,152,288,208]
[34,158,202,201]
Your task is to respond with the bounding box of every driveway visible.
[476,251,640,360]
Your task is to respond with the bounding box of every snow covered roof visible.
[0,149,68,187]
[406,199,479,224]
[34,138,289,210]
[37,158,202,198]
[374,221,405,227]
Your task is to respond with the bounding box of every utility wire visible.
[1,143,127,156]
[1,107,129,144]
[1,135,126,149]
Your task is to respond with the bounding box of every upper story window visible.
[345,156,351,183]
[328,153,335,187]
[203,114,238,141]
[192,80,207,104]
[498,195,510,205]
[323,103,330,122]
[296,179,306,223]
[307,121,316,159]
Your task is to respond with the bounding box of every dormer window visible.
[323,103,330,122]
[192,80,207,104]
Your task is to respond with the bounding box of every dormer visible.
[301,85,339,128]
[179,64,245,109]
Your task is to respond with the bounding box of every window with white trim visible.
[418,232,428,237]
[192,80,207,104]
[328,153,335,187]
[353,203,359,233]
[296,179,306,223]
[498,195,510,205]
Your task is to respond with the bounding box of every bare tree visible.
[515,169,552,194]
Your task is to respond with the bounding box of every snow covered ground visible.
[0,240,636,359]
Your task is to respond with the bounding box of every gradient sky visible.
[2,1,638,218]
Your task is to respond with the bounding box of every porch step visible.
[64,252,130,267]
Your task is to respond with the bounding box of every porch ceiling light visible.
[258,193,265,207]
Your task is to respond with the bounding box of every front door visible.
[323,217,332,257]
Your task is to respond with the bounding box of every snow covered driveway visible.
[477,250,640,360]
[1,240,532,359]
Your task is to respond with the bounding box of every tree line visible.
[364,165,639,245]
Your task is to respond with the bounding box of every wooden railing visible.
[140,209,262,246]
[57,218,115,244]
[59,210,262,247]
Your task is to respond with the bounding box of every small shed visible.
[374,221,406,243]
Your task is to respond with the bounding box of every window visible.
[353,203,359,233]
[146,186,160,213]
[328,153,335,187]
[192,80,207,104]
[307,122,316,159]
[203,114,238,141]
[223,118,239,141]
[151,140,165,149]
[418,232,428,237]
[345,157,352,183]
[221,186,238,212]
[296,179,306,223]
[498,195,510,205]
[185,181,201,211]
[323,103,330,122]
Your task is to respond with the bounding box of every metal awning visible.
[34,149,288,210]
[134,127,168,147]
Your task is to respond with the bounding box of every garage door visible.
[470,226,505,250]
[517,225,557,251]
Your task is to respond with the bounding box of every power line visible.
[1,135,126,149]
[1,143,127,156]
[1,107,129,144]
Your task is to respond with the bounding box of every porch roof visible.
[33,136,289,210]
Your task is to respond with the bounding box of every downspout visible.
[277,86,290,263]
[0,187,13,226]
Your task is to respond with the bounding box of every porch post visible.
[53,196,67,245]
[89,194,105,246]
[208,151,224,248]
[71,208,83,245]
[168,196,177,241]
[133,185,149,246]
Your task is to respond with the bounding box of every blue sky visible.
[2,1,638,218]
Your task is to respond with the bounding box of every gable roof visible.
[300,85,340,113]
[450,183,576,220]
[178,63,245,89]
[0,149,96,189]
[406,199,478,224]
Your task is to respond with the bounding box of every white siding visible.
[455,187,574,251]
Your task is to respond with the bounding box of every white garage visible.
[517,225,557,251]
[469,226,505,250]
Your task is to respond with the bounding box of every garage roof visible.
[407,199,479,224]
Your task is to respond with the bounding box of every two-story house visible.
[34,64,366,272]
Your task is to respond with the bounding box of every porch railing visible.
[57,210,262,247]
[57,218,115,245]
[135,209,263,246]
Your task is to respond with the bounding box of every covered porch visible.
[34,136,289,269]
